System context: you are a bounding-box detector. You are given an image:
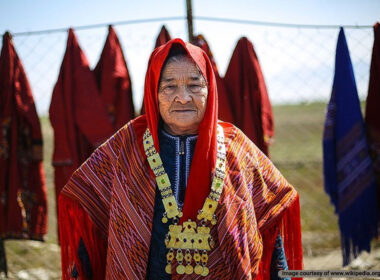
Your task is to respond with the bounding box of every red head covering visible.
[224,37,274,156]
[143,38,218,222]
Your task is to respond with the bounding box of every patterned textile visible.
[323,28,379,265]
[59,117,302,280]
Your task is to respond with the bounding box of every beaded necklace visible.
[143,125,226,277]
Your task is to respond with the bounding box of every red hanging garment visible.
[0,32,47,241]
[224,37,274,156]
[93,25,135,131]
[365,22,380,209]
[194,34,234,123]
[49,29,114,235]
[155,25,172,49]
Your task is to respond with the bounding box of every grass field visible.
[3,102,379,279]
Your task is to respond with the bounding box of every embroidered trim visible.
[160,130,180,203]
[185,136,198,188]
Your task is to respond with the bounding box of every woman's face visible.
[158,56,208,135]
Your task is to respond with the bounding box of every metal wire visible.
[10,16,372,37]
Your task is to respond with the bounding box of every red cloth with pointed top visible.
[0,32,47,240]
[365,22,380,207]
[194,34,234,123]
[155,25,172,49]
[224,37,274,156]
[49,29,114,229]
[93,26,135,131]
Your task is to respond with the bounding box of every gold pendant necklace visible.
[143,125,226,277]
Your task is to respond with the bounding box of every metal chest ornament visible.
[143,125,226,277]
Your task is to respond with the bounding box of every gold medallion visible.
[194,264,203,275]
[165,264,172,274]
[162,216,168,223]
[185,264,194,274]
[185,253,192,262]
[194,252,201,262]
[166,251,174,261]
[176,264,186,275]
[201,266,209,276]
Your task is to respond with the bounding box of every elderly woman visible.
[59,39,302,280]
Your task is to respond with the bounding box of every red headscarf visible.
[224,37,274,156]
[143,38,218,222]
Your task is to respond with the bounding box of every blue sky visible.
[1,1,379,114]
[1,0,379,34]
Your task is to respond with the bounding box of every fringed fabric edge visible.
[59,193,107,280]
[257,194,303,280]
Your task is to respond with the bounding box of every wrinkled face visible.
[158,56,208,135]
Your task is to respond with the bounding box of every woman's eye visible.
[162,85,176,93]
[189,85,202,92]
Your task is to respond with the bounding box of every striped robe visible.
[59,116,302,280]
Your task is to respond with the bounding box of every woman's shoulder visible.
[218,120,261,172]
[95,115,147,160]
[218,120,258,153]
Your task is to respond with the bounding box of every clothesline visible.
[10,16,373,37]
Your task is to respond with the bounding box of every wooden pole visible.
[186,0,194,43]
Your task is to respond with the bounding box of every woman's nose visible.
[175,86,192,103]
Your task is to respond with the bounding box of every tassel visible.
[257,194,303,280]
[59,194,107,280]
